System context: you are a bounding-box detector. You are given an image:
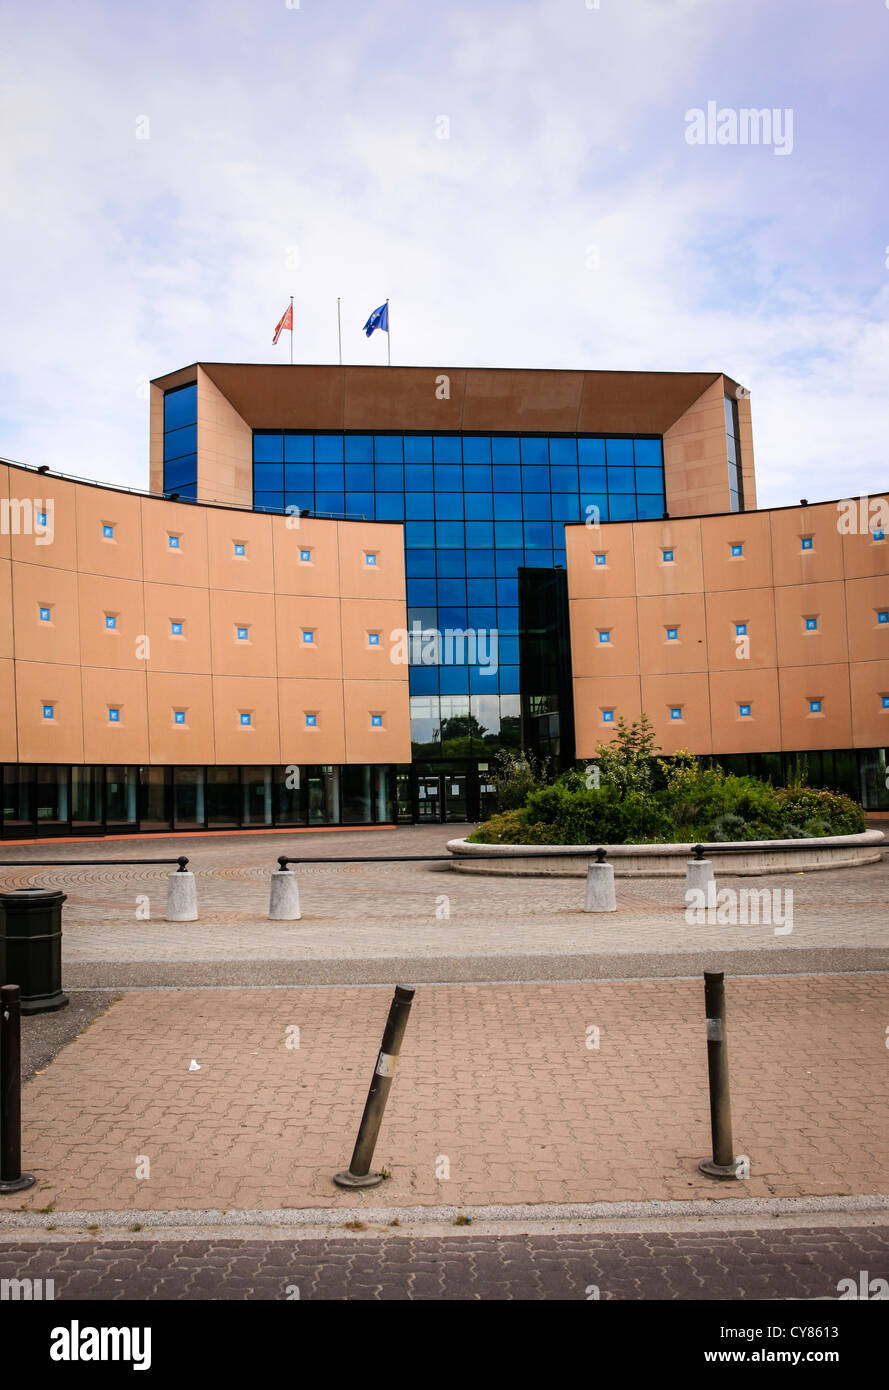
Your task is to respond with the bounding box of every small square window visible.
[174,711,185,725]
[168,534,180,549]
[602,710,614,723]
[371,714,382,727]
[300,549,312,563]
[809,700,822,713]
[368,632,381,646]
[365,552,377,566]
[801,536,813,550]
[598,631,611,644]
[39,606,50,622]
[878,612,889,625]
[171,621,183,636]
[735,623,747,636]
[662,549,674,562]
[670,706,682,720]
[594,553,606,566]
[730,544,743,557]
[666,627,678,641]
[105,615,116,630]
[302,630,314,644]
[739,704,751,717]
[305,714,317,727]
[43,704,54,719]
[109,708,120,722]
[883,696,889,709]
[237,627,248,641]
[102,524,114,539]
[805,617,818,630]
[874,529,886,542]
[240,713,251,726]
[234,543,246,557]
[37,511,47,527]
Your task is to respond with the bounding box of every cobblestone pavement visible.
[0,825,886,975]
[6,975,889,1214]
[1,1224,887,1299]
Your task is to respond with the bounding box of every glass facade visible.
[252,429,666,758]
[725,396,743,513]
[163,383,198,498]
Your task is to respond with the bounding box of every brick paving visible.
[4,975,888,1215]
[1,1225,887,1299]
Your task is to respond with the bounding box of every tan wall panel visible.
[81,667,149,763]
[196,366,253,508]
[0,659,17,760]
[778,664,852,751]
[701,510,774,592]
[640,673,713,754]
[709,668,781,754]
[841,495,889,578]
[15,661,84,763]
[734,389,757,509]
[637,593,708,674]
[75,487,143,579]
[462,369,582,433]
[569,596,639,678]
[147,673,216,763]
[275,595,343,679]
[770,502,843,588]
[573,675,642,757]
[846,577,889,662]
[337,521,406,601]
[11,562,81,666]
[704,588,778,671]
[8,471,77,572]
[140,496,209,587]
[850,659,889,747]
[207,507,274,593]
[774,582,849,668]
[0,560,12,660]
[565,522,635,599]
[143,583,212,675]
[344,679,412,762]
[662,377,731,518]
[211,676,280,763]
[632,518,703,596]
[0,465,10,559]
[278,678,346,763]
[340,598,408,680]
[209,591,276,677]
[77,574,146,671]
[272,515,340,596]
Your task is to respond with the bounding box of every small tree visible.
[593,713,660,796]
[491,749,551,810]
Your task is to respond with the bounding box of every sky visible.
[1,0,887,508]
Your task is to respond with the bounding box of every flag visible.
[363,301,389,337]
[273,302,293,345]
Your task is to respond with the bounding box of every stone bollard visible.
[269,864,301,920]
[166,859,198,922]
[584,847,616,913]
[686,844,715,899]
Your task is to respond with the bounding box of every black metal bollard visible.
[334,985,416,1189]
[0,985,35,1193]
[699,971,747,1180]
[0,889,68,1014]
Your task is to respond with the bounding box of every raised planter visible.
[446,830,886,877]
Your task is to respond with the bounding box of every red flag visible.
[273,302,293,345]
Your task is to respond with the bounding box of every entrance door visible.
[444,772,469,822]
[416,774,442,821]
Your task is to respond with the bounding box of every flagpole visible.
[289,295,294,365]
[386,298,391,366]
[337,298,343,366]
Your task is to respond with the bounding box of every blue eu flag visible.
[363,302,389,337]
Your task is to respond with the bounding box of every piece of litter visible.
[188,1059,201,1071]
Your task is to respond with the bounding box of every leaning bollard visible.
[0,985,35,1193]
[584,847,616,912]
[165,857,197,922]
[269,856,301,920]
[686,843,715,899]
[699,971,747,1180]
[334,985,416,1189]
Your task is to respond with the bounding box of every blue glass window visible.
[315,463,344,490]
[164,383,197,432]
[109,708,120,722]
[315,491,345,514]
[595,554,606,566]
[371,714,382,727]
[468,606,497,630]
[735,623,747,636]
[464,464,492,491]
[43,704,54,719]
[465,494,493,520]
[406,520,435,548]
[285,464,314,491]
[434,464,462,491]
[314,435,343,462]
[437,578,466,606]
[731,544,743,557]
[376,494,405,521]
[253,463,284,490]
[436,551,465,577]
[606,439,634,467]
[578,438,606,465]
[551,495,580,522]
[739,704,751,717]
[524,521,552,549]
[635,467,663,494]
[602,710,614,723]
[404,436,432,463]
[635,495,664,520]
[520,437,548,465]
[521,465,549,492]
[599,631,611,643]
[609,496,637,521]
[883,696,889,708]
[300,549,312,562]
[254,434,284,463]
[168,535,180,549]
[105,615,116,629]
[368,633,380,646]
[805,618,818,630]
[580,465,607,491]
[407,578,437,605]
[492,465,521,492]
[462,437,491,464]
[174,711,185,725]
[103,524,114,539]
[303,630,314,643]
[347,492,375,517]
[467,577,497,604]
[550,465,578,492]
[874,529,886,541]
[284,435,314,463]
[878,612,889,624]
[493,494,522,520]
[548,437,577,465]
[607,466,635,493]
[237,627,248,640]
[374,436,403,463]
[633,439,662,467]
[375,463,404,490]
[495,521,523,548]
[404,464,434,492]
[666,628,678,640]
[491,436,519,464]
[365,552,377,566]
[171,622,182,635]
[305,714,317,727]
[801,536,813,550]
[435,493,464,520]
[809,700,821,713]
[433,436,461,463]
[234,543,246,557]
[436,522,464,548]
[670,706,682,720]
[406,550,436,578]
[662,549,674,562]
[240,713,252,726]
[164,424,197,461]
[39,606,50,621]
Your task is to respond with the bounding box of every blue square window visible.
[234,543,246,557]
[102,524,114,539]
[594,553,606,566]
[305,714,317,727]
[168,535,180,549]
[300,549,312,562]
[37,511,47,527]
[240,713,251,726]
[874,529,886,541]
[365,552,377,566]
[735,623,747,636]
[739,704,751,717]
[662,549,674,562]
[670,707,682,720]
[730,544,743,557]
[303,630,314,643]
[801,536,813,550]
[39,606,50,622]
[878,612,889,624]
[368,632,381,646]
[666,628,678,641]
[174,711,185,724]
[171,622,182,636]
[371,714,382,727]
[599,631,611,643]
[43,704,54,719]
[809,700,821,713]
[109,708,120,722]
[883,696,889,709]
[805,618,818,631]
[237,627,248,641]
[602,710,614,723]
[105,615,116,629]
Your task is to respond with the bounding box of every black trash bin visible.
[0,890,69,1015]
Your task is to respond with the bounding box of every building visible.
[0,362,884,837]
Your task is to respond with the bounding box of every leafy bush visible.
[490,749,551,810]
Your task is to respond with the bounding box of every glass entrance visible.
[444,772,468,822]
[416,774,442,821]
